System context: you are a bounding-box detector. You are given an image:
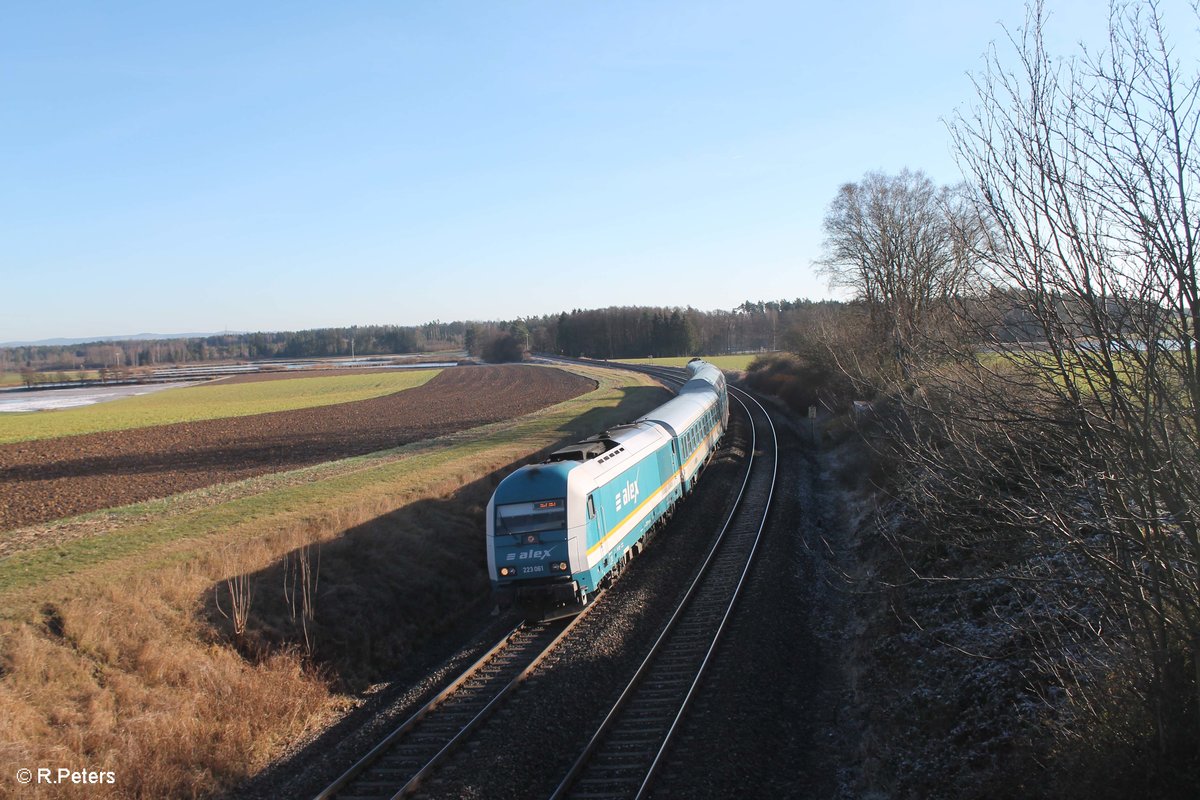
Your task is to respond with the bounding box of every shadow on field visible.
[201,383,670,691]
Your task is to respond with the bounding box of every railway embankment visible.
[796,397,1195,799]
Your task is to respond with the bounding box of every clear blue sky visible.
[0,0,1159,341]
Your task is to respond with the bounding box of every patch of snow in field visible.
[0,382,191,413]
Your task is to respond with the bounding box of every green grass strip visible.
[617,354,765,371]
[0,369,440,443]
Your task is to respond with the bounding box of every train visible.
[486,359,729,617]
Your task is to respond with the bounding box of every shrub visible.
[744,352,856,414]
[481,332,524,363]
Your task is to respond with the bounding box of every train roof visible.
[493,419,666,504]
[636,360,723,434]
[682,360,725,390]
[492,360,725,504]
[491,460,575,504]
[544,420,659,464]
[637,392,714,435]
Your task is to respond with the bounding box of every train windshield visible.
[495,499,567,535]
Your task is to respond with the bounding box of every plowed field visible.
[0,365,594,531]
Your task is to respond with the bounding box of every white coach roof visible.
[638,393,712,435]
[636,360,722,436]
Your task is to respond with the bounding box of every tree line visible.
[0,322,465,374]
[2,301,838,375]
[530,300,837,359]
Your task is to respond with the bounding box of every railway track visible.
[314,613,589,800]
[549,370,779,800]
[315,360,779,800]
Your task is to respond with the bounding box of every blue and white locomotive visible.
[486,359,728,615]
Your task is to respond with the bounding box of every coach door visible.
[586,493,608,559]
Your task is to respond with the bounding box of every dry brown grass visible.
[0,482,488,798]
[0,529,334,799]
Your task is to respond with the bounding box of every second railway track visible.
[549,375,779,800]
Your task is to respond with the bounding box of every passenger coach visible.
[486,359,728,616]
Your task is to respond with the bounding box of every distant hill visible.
[0,332,237,347]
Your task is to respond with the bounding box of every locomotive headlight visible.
[499,566,513,577]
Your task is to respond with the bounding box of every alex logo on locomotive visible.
[614,478,640,513]
[504,549,555,562]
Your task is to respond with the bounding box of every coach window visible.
[587,495,596,520]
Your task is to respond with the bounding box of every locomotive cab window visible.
[587,494,596,520]
[495,499,566,535]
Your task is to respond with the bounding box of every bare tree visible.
[876,0,1200,783]
[817,169,977,382]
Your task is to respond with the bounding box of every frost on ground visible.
[0,382,191,412]
[818,419,1055,800]
[813,405,1200,800]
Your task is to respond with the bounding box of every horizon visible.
[0,295,830,348]
[4,0,1181,342]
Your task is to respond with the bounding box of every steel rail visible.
[313,607,596,800]
[388,607,593,799]
[313,621,525,800]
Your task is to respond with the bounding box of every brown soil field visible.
[208,365,455,385]
[0,365,593,532]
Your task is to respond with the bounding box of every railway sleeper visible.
[594,754,653,768]
[387,741,437,753]
[667,634,712,646]
[352,779,412,791]
[646,669,695,682]
[578,775,640,786]
[622,708,674,724]
[582,769,645,782]
[625,696,681,709]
